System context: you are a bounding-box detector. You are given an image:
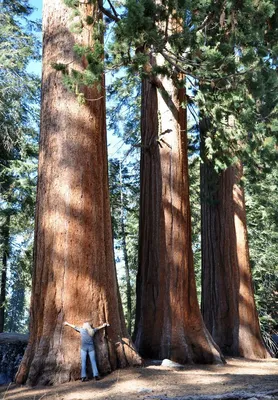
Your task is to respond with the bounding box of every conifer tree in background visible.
[107,73,141,334]
[109,157,140,334]
[0,157,37,334]
[0,0,39,333]
[16,0,141,386]
[5,243,34,332]
[0,213,10,333]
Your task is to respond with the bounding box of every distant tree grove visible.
[0,0,277,386]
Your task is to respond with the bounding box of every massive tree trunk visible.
[201,131,269,358]
[16,0,141,386]
[133,58,224,364]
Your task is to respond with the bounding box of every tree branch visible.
[195,12,215,32]
[107,0,119,21]
[160,49,259,83]
[98,0,120,22]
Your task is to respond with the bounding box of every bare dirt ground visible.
[1,358,278,400]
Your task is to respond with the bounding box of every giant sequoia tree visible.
[198,0,277,359]
[200,153,269,358]
[133,37,223,364]
[16,0,140,386]
[198,64,276,360]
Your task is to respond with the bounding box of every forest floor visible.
[1,358,278,400]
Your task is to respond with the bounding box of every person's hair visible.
[83,322,94,336]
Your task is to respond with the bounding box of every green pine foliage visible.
[107,72,141,146]
[108,158,140,333]
[57,0,105,97]
[5,243,33,333]
[187,125,202,304]
[60,0,278,169]
[107,71,141,333]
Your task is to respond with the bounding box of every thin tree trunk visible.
[120,165,132,334]
[0,215,10,333]
[16,0,141,386]
[134,57,224,363]
[121,220,132,334]
[201,130,270,358]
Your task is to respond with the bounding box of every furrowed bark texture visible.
[134,65,224,364]
[201,159,270,359]
[16,0,141,386]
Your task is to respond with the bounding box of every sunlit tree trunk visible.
[16,0,141,386]
[201,128,270,358]
[134,56,224,364]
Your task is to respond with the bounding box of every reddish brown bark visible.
[201,158,270,359]
[16,0,141,386]
[134,64,224,364]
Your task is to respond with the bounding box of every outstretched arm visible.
[95,322,110,331]
[64,321,79,331]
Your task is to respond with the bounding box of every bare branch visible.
[107,0,119,21]
[195,12,215,32]
[98,0,120,22]
[85,96,104,102]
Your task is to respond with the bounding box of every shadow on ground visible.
[0,358,278,400]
